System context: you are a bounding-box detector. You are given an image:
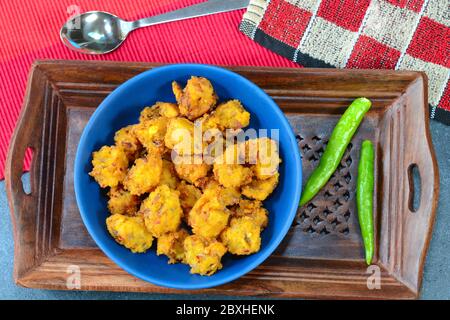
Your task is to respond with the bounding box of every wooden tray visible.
[5,60,439,299]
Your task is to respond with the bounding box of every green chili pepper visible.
[299,97,371,206]
[357,140,375,265]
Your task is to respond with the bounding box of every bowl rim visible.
[74,63,302,290]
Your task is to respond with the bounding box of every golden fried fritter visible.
[140,185,182,238]
[212,143,252,188]
[221,216,261,255]
[204,180,240,207]
[123,154,163,195]
[139,105,160,122]
[194,113,218,133]
[234,199,268,229]
[139,102,179,121]
[222,140,246,162]
[211,100,250,131]
[202,131,226,163]
[194,115,221,150]
[172,81,183,104]
[173,76,217,120]
[157,102,179,118]
[164,117,199,155]
[106,214,153,253]
[159,159,179,189]
[189,189,231,238]
[241,173,279,201]
[108,186,140,216]
[173,155,211,184]
[192,176,212,190]
[90,146,129,188]
[184,235,227,276]
[157,229,189,264]
[177,181,202,214]
[134,117,168,155]
[213,164,253,188]
[247,137,281,179]
[114,125,141,160]
[91,76,283,274]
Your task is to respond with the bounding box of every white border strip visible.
[251,0,272,39]
[293,0,321,62]
[395,0,431,70]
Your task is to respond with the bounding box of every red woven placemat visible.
[0,0,298,180]
[240,0,449,123]
[2,0,448,180]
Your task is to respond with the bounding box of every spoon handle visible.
[131,0,250,30]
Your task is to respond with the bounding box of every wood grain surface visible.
[5,60,439,299]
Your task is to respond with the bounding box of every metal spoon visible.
[60,0,250,54]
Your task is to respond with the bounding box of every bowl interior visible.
[74,64,301,289]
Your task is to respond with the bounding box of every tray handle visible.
[398,74,439,294]
[5,63,46,279]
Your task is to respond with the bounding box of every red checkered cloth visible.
[240,0,450,123]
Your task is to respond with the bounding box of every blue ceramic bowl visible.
[74,64,302,289]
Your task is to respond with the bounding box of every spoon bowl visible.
[60,11,132,54]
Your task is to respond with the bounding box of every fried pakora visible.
[213,143,253,188]
[139,105,160,122]
[156,102,179,118]
[108,185,140,216]
[188,189,231,238]
[194,113,218,133]
[184,235,227,276]
[159,159,179,189]
[173,76,217,120]
[139,102,180,123]
[123,154,163,195]
[204,180,240,207]
[210,100,250,131]
[114,125,141,160]
[164,117,199,155]
[213,163,253,189]
[140,185,182,238]
[234,199,268,229]
[247,137,281,179]
[90,145,128,188]
[106,214,153,253]
[241,173,279,201]
[221,216,261,255]
[91,76,282,276]
[173,155,211,184]
[134,117,168,155]
[177,181,202,215]
[157,229,189,264]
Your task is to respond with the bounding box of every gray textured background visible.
[1,121,448,300]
